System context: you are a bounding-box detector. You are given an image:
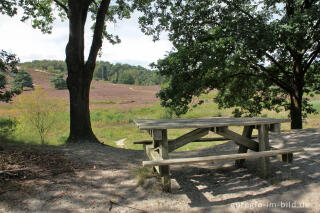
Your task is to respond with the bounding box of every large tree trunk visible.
[65,1,99,143]
[67,66,99,143]
[290,92,303,129]
[290,61,304,129]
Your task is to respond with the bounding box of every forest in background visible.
[20,60,167,86]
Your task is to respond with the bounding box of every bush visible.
[0,117,17,138]
[50,74,67,90]
[11,70,33,90]
[118,72,135,85]
[13,88,65,144]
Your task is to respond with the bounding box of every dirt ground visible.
[0,128,319,212]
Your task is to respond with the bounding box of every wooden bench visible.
[142,148,304,166]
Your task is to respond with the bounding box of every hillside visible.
[8,69,160,109]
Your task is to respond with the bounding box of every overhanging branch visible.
[265,53,288,75]
[305,42,320,71]
[250,63,292,93]
[53,0,68,14]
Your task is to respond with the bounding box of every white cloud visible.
[0,12,172,68]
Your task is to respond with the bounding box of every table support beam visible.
[168,128,209,152]
[235,126,254,167]
[215,127,259,151]
[258,125,271,178]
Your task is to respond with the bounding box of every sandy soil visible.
[0,128,319,213]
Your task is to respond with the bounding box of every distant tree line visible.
[20,60,167,86]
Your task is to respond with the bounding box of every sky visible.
[0,12,173,68]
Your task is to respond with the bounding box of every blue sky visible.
[0,12,173,68]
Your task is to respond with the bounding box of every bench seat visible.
[142,148,304,166]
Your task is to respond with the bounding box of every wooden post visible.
[235,126,253,168]
[258,125,270,178]
[158,129,171,192]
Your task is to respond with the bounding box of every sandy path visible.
[0,128,319,212]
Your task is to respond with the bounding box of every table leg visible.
[235,126,253,168]
[151,129,171,192]
[159,129,171,192]
[258,124,271,178]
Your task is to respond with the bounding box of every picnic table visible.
[134,117,304,192]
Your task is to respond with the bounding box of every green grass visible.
[91,100,117,105]
[1,96,320,150]
[311,99,320,113]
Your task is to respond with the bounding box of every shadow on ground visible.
[0,129,319,212]
[169,128,320,212]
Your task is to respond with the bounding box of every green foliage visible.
[20,60,67,74]
[21,60,168,86]
[136,0,320,128]
[0,117,17,138]
[13,88,65,145]
[0,0,55,33]
[11,70,34,90]
[0,50,21,102]
[50,73,67,90]
[118,71,135,84]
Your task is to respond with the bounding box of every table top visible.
[134,117,290,130]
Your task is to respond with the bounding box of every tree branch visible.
[250,63,292,93]
[53,0,69,14]
[305,42,320,71]
[265,53,287,74]
[86,0,111,70]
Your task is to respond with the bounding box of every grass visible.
[1,93,320,150]
[91,100,117,105]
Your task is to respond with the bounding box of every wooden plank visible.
[145,144,160,173]
[270,147,293,163]
[134,117,290,130]
[215,127,259,151]
[168,128,209,152]
[158,129,171,192]
[142,148,304,166]
[258,125,270,178]
[235,126,253,167]
[134,136,258,144]
[152,129,163,140]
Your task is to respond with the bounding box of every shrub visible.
[0,117,17,138]
[50,73,67,90]
[11,70,33,90]
[118,72,135,85]
[13,88,65,145]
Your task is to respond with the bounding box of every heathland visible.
[1,69,319,150]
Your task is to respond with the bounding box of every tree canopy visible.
[0,50,21,102]
[135,0,320,129]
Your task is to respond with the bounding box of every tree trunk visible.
[290,60,304,129]
[67,67,99,143]
[290,93,303,129]
[65,1,99,144]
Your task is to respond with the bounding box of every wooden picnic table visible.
[134,117,304,192]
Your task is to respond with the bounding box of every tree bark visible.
[290,61,304,129]
[66,1,99,143]
[290,93,303,129]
